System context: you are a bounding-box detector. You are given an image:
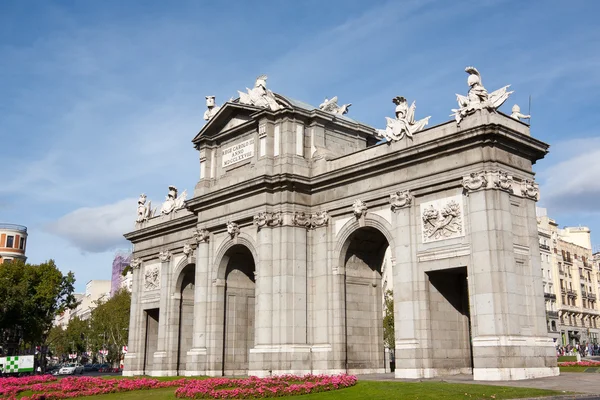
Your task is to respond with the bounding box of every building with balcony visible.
[0,223,28,263]
[537,208,599,345]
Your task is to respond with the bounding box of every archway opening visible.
[342,226,389,372]
[176,264,195,375]
[222,244,255,375]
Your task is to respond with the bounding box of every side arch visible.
[173,255,196,293]
[213,232,259,280]
[335,213,396,269]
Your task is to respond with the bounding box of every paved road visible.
[357,372,600,396]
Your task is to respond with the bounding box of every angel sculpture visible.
[451,67,513,125]
[319,97,351,115]
[510,104,530,121]
[238,75,281,111]
[136,194,153,224]
[378,96,430,141]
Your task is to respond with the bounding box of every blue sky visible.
[1,0,599,292]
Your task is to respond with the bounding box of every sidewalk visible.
[357,372,600,396]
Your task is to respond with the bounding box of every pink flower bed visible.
[175,374,357,399]
[0,375,187,400]
[558,361,600,367]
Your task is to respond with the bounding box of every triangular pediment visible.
[192,102,262,145]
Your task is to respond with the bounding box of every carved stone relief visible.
[462,171,488,192]
[292,211,329,229]
[254,212,283,230]
[390,190,412,212]
[494,171,514,193]
[183,242,197,258]
[130,258,142,270]
[193,228,210,243]
[521,179,539,201]
[144,265,160,291]
[420,195,465,243]
[158,250,172,262]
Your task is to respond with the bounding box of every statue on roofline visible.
[238,74,282,111]
[451,66,513,125]
[510,104,530,121]
[160,185,187,215]
[319,96,351,115]
[378,96,430,142]
[203,95,221,121]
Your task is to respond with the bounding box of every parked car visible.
[83,364,95,373]
[59,363,84,375]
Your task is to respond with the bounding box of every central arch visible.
[220,244,256,375]
[342,226,390,372]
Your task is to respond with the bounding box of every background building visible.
[71,280,111,321]
[0,223,28,263]
[537,208,599,345]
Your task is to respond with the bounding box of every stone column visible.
[151,250,175,376]
[465,173,558,380]
[390,191,432,378]
[123,258,144,376]
[186,229,210,375]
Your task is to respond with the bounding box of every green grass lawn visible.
[74,380,562,400]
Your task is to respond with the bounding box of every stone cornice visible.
[124,213,197,243]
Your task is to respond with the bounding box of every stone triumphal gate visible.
[124,69,558,381]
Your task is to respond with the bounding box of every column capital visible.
[158,250,172,262]
[193,228,210,243]
[390,190,412,212]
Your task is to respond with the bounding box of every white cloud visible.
[538,138,600,214]
[46,198,135,253]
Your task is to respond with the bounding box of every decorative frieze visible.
[521,179,539,201]
[226,221,240,238]
[130,258,142,270]
[494,171,514,193]
[144,265,160,291]
[389,190,412,212]
[193,228,210,243]
[352,200,368,219]
[462,171,488,192]
[420,195,465,243]
[158,250,172,262]
[254,211,283,230]
[183,242,197,258]
[292,211,329,229]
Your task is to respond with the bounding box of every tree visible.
[0,260,77,355]
[89,289,131,366]
[383,289,395,350]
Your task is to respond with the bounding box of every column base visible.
[248,345,321,376]
[185,348,207,376]
[123,353,145,376]
[474,367,560,381]
[150,351,177,376]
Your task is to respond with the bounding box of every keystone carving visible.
[353,200,368,219]
[193,228,210,243]
[494,171,514,193]
[158,250,172,262]
[183,242,197,257]
[462,171,488,192]
[390,190,412,212]
[521,179,539,201]
[226,221,240,238]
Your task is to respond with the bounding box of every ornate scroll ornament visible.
[494,171,514,192]
[353,200,368,219]
[378,96,430,142]
[462,171,488,192]
[238,74,282,111]
[319,96,351,116]
[292,212,311,228]
[193,228,210,243]
[183,242,197,258]
[158,250,172,262]
[204,95,221,121]
[130,258,142,270]
[310,211,329,229]
[253,212,283,230]
[226,221,240,238]
[144,266,160,291]
[451,66,513,125]
[390,190,412,212]
[521,179,539,200]
[421,196,464,243]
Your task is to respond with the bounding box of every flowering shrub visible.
[175,374,357,399]
[0,375,186,400]
[558,361,600,367]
